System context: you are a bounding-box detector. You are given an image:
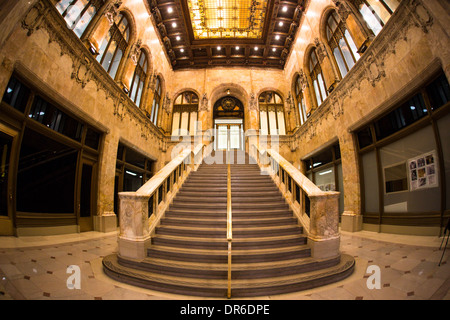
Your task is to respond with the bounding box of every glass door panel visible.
[217,125,228,150]
[229,125,240,149]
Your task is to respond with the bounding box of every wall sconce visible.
[226,89,231,95]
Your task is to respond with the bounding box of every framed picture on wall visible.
[408,150,439,191]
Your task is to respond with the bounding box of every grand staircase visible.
[103,151,354,298]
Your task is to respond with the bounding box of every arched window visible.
[129,50,148,108]
[355,0,400,36]
[309,49,328,107]
[295,75,307,125]
[326,10,360,78]
[259,91,285,135]
[171,91,199,136]
[150,76,162,126]
[96,13,130,79]
[55,0,101,38]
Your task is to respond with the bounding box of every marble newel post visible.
[308,192,341,259]
[117,193,151,260]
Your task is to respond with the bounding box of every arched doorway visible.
[213,95,244,151]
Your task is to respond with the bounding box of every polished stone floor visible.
[0,230,449,300]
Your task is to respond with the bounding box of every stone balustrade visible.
[251,143,341,259]
[118,143,205,260]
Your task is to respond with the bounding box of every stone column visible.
[94,132,118,232]
[339,130,362,232]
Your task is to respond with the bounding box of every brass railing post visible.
[227,163,232,299]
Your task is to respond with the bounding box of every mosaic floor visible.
[0,230,449,300]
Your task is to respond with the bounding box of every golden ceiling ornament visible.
[187,0,268,39]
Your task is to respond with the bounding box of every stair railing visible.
[118,142,205,260]
[250,144,341,260]
[226,161,232,299]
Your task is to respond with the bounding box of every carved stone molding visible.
[409,0,434,34]
[129,39,142,65]
[249,92,258,111]
[105,0,122,26]
[21,0,165,142]
[314,38,328,63]
[199,93,208,112]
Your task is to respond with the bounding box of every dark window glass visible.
[123,167,143,191]
[16,128,77,213]
[334,144,341,160]
[357,126,373,149]
[85,127,101,150]
[125,148,146,169]
[117,143,124,160]
[375,93,427,141]
[312,148,333,168]
[0,132,12,216]
[2,76,30,112]
[80,164,93,217]
[426,73,450,111]
[29,96,83,141]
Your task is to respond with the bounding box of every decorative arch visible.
[95,10,136,80]
[258,90,286,135]
[304,42,328,108]
[209,83,249,130]
[213,96,244,120]
[320,6,360,80]
[171,91,200,136]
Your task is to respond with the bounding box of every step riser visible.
[147,248,311,264]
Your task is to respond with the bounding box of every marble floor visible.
[0,230,449,300]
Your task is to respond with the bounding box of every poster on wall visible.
[408,150,438,191]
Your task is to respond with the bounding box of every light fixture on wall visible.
[226,89,231,95]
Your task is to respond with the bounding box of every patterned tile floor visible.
[0,230,449,300]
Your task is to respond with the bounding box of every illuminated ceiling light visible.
[254,46,258,50]
[235,46,240,50]
[282,6,288,12]
[176,36,181,41]
[272,48,276,52]
[180,48,184,52]
[172,22,177,28]
[279,21,284,26]
[275,35,280,40]
[168,7,173,13]
[217,46,221,50]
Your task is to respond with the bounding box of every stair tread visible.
[103,253,354,291]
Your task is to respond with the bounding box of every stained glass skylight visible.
[187,0,268,39]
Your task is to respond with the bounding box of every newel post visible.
[307,192,341,259]
[118,192,151,260]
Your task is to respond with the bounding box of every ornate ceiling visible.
[147,0,306,70]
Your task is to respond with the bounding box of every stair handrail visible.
[251,143,341,259]
[226,162,232,299]
[118,142,205,260]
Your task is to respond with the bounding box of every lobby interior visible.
[0,0,449,300]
